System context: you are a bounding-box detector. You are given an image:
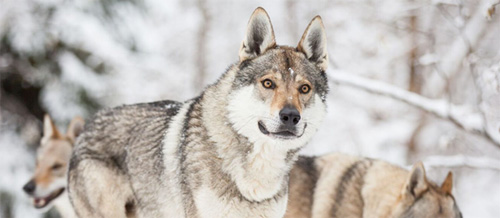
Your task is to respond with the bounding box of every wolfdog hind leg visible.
[69,159,135,218]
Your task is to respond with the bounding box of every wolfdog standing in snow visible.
[68,7,329,218]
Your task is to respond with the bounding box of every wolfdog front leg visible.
[68,159,135,218]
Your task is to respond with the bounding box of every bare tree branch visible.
[194,0,211,92]
[328,70,500,147]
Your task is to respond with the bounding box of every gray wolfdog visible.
[68,7,329,218]
[285,153,462,218]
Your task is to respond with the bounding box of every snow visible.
[288,68,294,77]
[1,0,500,217]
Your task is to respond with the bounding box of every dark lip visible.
[258,121,305,139]
[33,188,65,209]
[258,121,270,134]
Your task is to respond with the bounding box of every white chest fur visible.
[53,192,77,218]
[231,139,290,202]
[194,186,287,218]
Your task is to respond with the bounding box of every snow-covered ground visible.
[1,0,499,217]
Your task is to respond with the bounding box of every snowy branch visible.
[423,155,500,171]
[438,1,488,75]
[327,70,500,147]
[426,0,491,96]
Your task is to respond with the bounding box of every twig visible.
[423,155,500,171]
[487,0,500,20]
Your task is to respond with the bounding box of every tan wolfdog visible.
[286,153,462,218]
[23,115,84,218]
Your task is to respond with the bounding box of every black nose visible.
[279,106,301,126]
[23,180,36,194]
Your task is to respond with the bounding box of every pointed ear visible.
[239,7,276,61]
[404,161,428,198]
[441,171,453,195]
[41,114,61,145]
[66,116,85,144]
[297,16,328,71]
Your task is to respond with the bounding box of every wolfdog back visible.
[68,7,329,218]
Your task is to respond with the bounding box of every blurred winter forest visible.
[1,0,500,217]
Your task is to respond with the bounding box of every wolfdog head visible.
[392,162,462,218]
[226,7,328,149]
[23,115,84,210]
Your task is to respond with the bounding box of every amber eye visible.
[262,79,275,89]
[300,84,311,94]
[51,163,63,171]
